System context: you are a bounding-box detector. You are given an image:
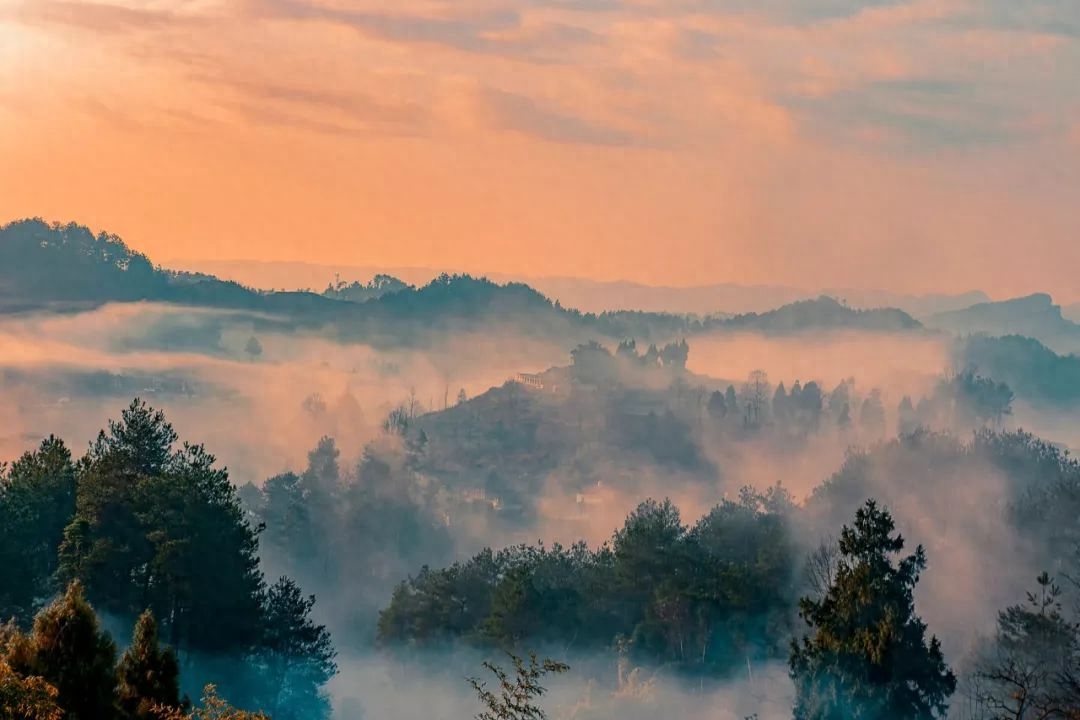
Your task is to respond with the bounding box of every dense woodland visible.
[5,389,1080,718]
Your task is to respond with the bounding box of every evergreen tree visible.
[789,500,956,720]
[0,437,76,623]
[116,611,181,720]
[255,577,337,720]
[59,401,265,658]
[4,582,118,720]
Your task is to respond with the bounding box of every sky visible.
[0,0,1078,297]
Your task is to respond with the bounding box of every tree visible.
[773,382,789,424]
[467,652,569,720]
[860,390,886,438]
[153,685,268,720]
[243,337,262,361]
[458,388,468,406]
[4,582,118,720]
[725,385,738,416]
[0,662,62,720]
[255,578,337,720]
[659,340,689,370]
[972,573,1079,720]
[0,436,76,623]
[742,371,769,429]
[59,401,265,658]
[707,390,727,420]
[117,611,181,720]
[789,500,956,720]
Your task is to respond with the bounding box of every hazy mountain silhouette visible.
[175,257,987,316]
[2,218,925,341]
[927,293,1080,354]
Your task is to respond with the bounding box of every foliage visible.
[153,686,269,720]
[378,488,797,673]
[254,578,337,720]
[970,573,1080,720]
[0,661,62,720]
[789,500,956,720]
[117,611,182,720]
[4,582,119,720]
[0,437,76,624]
[467,652,569,720]
[57,399,265,657]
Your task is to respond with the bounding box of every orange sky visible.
[0,0,1078,297]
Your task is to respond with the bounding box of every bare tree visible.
[802,536,839,602]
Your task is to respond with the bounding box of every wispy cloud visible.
[474,86,641,146]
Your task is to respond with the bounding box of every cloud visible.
[789,77,1024,149]
[473,86,641,146]
[11,0,199,34]
[192,73,432,137]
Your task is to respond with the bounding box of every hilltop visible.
[1,219,926,344]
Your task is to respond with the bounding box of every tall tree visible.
[789,500,956,720]
[4,582,118,720]
[59,401,264,658]
[255,578,337,720]
[116,611,181,720]
[0,437,76,623]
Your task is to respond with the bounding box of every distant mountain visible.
[2,219,925,343]
[961,334,1080,408]
[927,294,1080,354]
[172,257,987,316]
[717,296,922,334]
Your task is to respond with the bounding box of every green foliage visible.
[255,577,337,720]
[0,437,76,624]
[4,582,119,720]
[789,500,956,720]
[117,611,182,720]
[58,399,265,657]
[378,488,797,673]
[467,652,568,720]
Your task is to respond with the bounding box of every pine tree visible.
[4,582,118,720]
[0,436,76,623]
[255,577,337,720]
[789,500,956,720]
[117,611,181,720]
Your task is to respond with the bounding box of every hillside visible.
[3,219,927,343]
[961,334,1080,408]
[928,293,1080,353]
[718,296,922,334]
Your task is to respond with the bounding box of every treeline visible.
[237,435,454,644]
[0,401,336,719]
[572,338,1013,438]
[378,487,797,672]
[376,427,1080,713]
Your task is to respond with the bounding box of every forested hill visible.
[0,219,924,341]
